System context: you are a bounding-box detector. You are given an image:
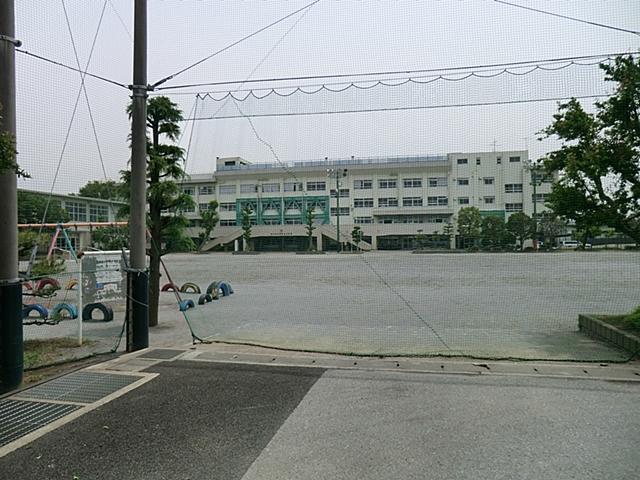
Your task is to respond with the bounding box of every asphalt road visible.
[1,360,638,480]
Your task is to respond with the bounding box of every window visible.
[261,183,280,193]
[497,157,502,164]
[220,219,236,226]
[402,197,423,207]
[428,177,447,187]
[240,184,257,193]
[458,197,470,205]
[532,172,553,183]
[65,201,87,221]
[426,215,449,223]
[306,181,326,191]
[427,196,448,206]
[354,217,373,224]
[285,218,302,225]
[483,177,495,185]
[506,203,523,212]
[457,178,469,186]
[378,197,398,208]
[378,178,397,189]
[509,156,521,163]
[182,187,194,196]
[89,204,108,222]
[330,189,350,198]
[476,157,481,165]
[505,183,523,193]
[198,203,212,212]
[263,218,281,225]
[283,182,303,192]
[484,196,495,204]
[532,193,551,202]
[219,202,235,212]
[182,204,195,213]
[198,185,214,195]
[457,158,468,165]
[354,179,373,190]
[330,207,350,216]
[403,178,422,188]
[224,160,236,166]
[354,198,374,208]
[219,185,236,195]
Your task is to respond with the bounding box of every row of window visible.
[456,156,520,165]
[64,202,110,222]
[187,178,527,197]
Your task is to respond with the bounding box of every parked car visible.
[560,240,579,249]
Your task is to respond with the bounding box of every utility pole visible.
[127,0,148,351]
[529,163,540,251]
[0,0,23,391]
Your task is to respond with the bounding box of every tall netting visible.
[14,1,640,365]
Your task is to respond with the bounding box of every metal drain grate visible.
[14,372,141,404]
[138,349,185,360]
[0,399,80,448]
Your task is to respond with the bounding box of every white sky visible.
[14,0,640,193]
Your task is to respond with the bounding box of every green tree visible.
[240,206,253,251]
[18,230,49,257]
[304,206,316,251]
[456,207,482,249]
[78,180,123,200]
[442,222,454,249]
[198,200,219,251]
[0,104,28,178]
[351,225,363,251]
[507,212,535,251]
[92,225,129,250]
[538,212,566,248]
[540,55,640,244]
[121,96,194,327]
[415,229,427,250]
[481,216,512,249]
[17,191,70,224]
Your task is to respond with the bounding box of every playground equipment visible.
[82,302,114,322]
[179,299,196,312]
[50,302,79,320]
[180,282,201,294]
[197,293,213,305]
[161,282,179,292]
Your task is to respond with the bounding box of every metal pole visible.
[128,0,148,350]
[0,0,23,392]
[532,169,538,251]
[336,172,340,253]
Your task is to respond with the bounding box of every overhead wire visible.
[187,94,612,120]
[493,0,640,37]
[150,0,321,89]
[38,0,109,234]
[154,51,638,92]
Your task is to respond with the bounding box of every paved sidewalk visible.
[1,346,639,479]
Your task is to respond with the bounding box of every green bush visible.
[626,306,640,329]
[31,257,66,277]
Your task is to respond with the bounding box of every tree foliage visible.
[198,200,219,251]
[78,180,123,200]
[507,212,535,250]
[122,96,193,326]
[18,191,69,224]
[351,225,363,251]
[241,206,253,251]
[537,212,566,247]
[541,55,640,243]
[0,105,29,178]
[481,216,513,249]
[92,226,129,250]
[304,206,316,251]
[456,207,482,248]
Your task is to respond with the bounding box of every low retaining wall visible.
[578,314,640,355]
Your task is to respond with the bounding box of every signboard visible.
[81,251,128,304]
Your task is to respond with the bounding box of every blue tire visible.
[22,304,49,320]
[197,294,213,305]
[179,299,196,312]
[51,303,78,320]
[218,282,231,297]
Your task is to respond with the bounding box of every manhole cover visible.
[0,399,80,448]
[138,349,185,360]
[14,371,141,404]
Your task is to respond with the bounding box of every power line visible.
[107,0,133,42]
[493,0,640,36]
[185,94,612,120]
[151,0,321,89]
[15,48,129,89]
[154,51,638,92]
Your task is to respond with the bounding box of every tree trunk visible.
[148,245,160,327]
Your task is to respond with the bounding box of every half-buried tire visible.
[82,302,114,322]
[179,299,195,311]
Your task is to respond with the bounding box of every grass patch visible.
[595,306,640,335]
[24,337,95,369]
